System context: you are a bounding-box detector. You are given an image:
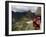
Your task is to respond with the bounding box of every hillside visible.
[12,11,35,31]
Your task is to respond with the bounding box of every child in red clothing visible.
[33,16,41,30]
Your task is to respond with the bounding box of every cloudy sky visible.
[12,5,38,13]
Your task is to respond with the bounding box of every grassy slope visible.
[12,16,35,31]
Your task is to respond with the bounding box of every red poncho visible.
[33,16,41,30]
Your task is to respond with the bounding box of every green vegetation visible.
[12,15,35,31]
[12,10,35,31]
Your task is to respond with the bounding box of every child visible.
[33,16,41,30]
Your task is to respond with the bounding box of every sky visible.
[12,5,38,13]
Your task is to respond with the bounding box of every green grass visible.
[12,16,35,31]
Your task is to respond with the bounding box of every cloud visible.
[12,5,38,13]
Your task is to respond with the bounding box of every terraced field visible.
[12,16,35,31]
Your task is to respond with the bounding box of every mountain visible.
[12,11,27,19]
[12,11,35,22]
[12,11,35,31]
